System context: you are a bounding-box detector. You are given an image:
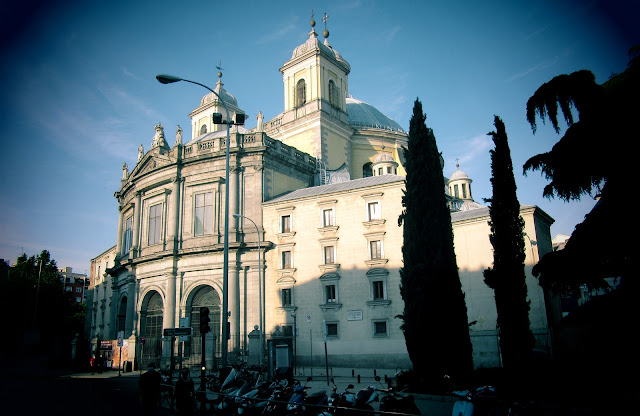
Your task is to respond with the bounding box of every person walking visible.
[140,362,162,416]
[174,367,196,415]
[90,354,96,375]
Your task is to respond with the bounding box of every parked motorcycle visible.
[286,377,329,416]
[375,376,421,415]
[321,379,356,416]
[445,375,497,416]
[262,379,295,416]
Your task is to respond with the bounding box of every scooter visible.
[286,377,313,416]
[287,377,329,416]
[353,385,377,415]
[321,379,356,416]
[445,375,496,416]
[375,376,420,415]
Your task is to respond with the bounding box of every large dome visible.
[346,97,406,133]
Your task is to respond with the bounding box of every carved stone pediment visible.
[130,153,172,179]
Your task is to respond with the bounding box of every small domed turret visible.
[449,163,473,200]
[371,147,398,176]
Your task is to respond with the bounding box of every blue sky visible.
[1,0,637,274]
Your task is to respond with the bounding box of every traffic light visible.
[200,307,210,334]
[212,113,223,124]
[234,113,246,125]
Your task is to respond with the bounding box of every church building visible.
[88,17,560,372]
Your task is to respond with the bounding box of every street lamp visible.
[156,73,232,367]
[233,213,264,366]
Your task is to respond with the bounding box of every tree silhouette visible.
[1,250,85,359]
[484,116,534,372]
[524,47,639,293]
[399,99,473,388]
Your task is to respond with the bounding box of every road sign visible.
[179,317,190,342]
[117,336,123,347]
[164,327,192,337]
[139,337,146,345]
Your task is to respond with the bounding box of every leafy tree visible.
[524,47,639,293]
[399,99,473,388]
[484,116,534,372]
[0,250,85,357]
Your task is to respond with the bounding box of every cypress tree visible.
[484,116,534,373]
[399,99,473,389]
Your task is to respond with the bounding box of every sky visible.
[0,0,637,274]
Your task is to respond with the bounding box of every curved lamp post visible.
[233,213,264,366]
[156,74,231,367]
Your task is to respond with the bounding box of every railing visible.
[182,132,317,170]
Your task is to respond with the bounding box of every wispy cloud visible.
[504,56,559,82]
[455,134,493,166]
[524,24,550,41]
[121,66,140,80]
[256,19,299,45]
[381,26,402,44]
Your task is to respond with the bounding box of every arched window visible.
[141,291,163,367]
[185,286,221,360]
[328,80,340,108]
[200,124,207,135]
[362,162,373,178]
[117,296,127,334]
[296,79,306,108]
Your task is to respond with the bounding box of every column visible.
[166,176,181,252]
[115,208,124,257]
[126,276,137,337]
[229,165,240,242]
[132,192,142,257]
[229,263,241,354]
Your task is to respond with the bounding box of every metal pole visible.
[156,74,231,367]
[32,259,43,328]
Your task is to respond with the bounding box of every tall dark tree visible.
[399,99,473,388]
[483,116,534,372]
[524,47,639,293]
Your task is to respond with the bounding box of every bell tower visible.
[274,11,353,172]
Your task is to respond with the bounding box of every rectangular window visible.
[462,184,467,199]
[281,325,294,337]
[324,246,335,264]
[325,284,336,303]
[373,320,388,336]
[282,251,292,269]
[194,192,213,236]
[322,209,334,227]
[370,240,382,259]
[148,203,163,245]
[75,287,82,293]
[454,184,459,198]
[367,201,380,221]
[281,288,292,307]
[281,215,291,233]
[123,216,133,253]
[325,322,338,338]
[372,280,385,300]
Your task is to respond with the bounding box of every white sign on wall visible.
[347,310,363,321]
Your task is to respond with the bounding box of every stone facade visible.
[88,21,560,371]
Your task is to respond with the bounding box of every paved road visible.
[4,361,171,416]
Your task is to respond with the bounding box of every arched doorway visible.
[141,291,163,368]
[185,286,221,368]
